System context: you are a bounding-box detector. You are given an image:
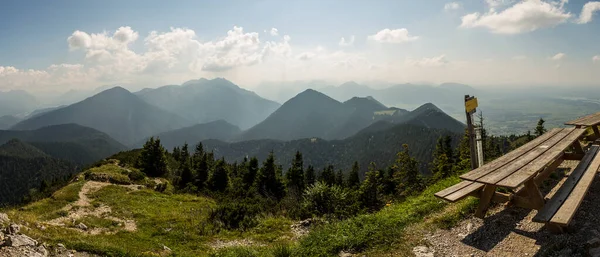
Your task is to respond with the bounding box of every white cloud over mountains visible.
[578,1,600,23]
[460,0,571,34]
[368,28,419,43]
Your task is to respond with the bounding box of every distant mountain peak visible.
[0,139,49,159]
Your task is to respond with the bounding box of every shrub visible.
[208,201,260,231]
[128,169,146,181]
[302,181,356,219]
[271,244,293,257]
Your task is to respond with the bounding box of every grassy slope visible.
[4,164,294,257]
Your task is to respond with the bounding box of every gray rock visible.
[0,213,9,224]
[163,245,172,251]
[76,223,88,231]
[590,247,600,257]
[6,224,20,235]
[413,246,435,257]
[339,251,353,257]
[5,234,38,247]
[57,243,66,249]
[588,238,600,249]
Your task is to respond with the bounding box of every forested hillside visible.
[0,140,78,206]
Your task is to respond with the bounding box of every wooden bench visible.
[532,144,600,233]
[435,180,484,202]
[566,112,600,140]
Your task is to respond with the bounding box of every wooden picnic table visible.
[566,111,600,140]
[436,127,587,218]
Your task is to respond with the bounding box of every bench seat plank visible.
[478,128,574,185]
[532,145,600,223]
[435,181,483,202]
[460,128,562,181]
[497,128,586,188]
[550,146,600,225]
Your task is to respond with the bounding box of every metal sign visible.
[465,97,478,113]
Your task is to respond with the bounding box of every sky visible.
[1,0,600,93]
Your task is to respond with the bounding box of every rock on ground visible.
[0,213,9,224]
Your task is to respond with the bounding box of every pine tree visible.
[255,152,285,199]
[304,165,316,187]
[431,136,453,180]
[319,164,336,186]
[455,128,472,173]
[286,151,305,196]
[194,154,209,190]
[535,118,547,137]
[179,158,193,188]
[172,146,181,163]
[138,137,168,177]
[243,157,259,190]
[359,163,383,211]
[208,159,229,192]
[180,143,190,162]
[335,169,344,187]
[392,144,422,194]
[347,161,360,188]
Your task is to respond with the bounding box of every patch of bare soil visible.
[421,160,600,257]
[45,181,138,235]
[209,239,266,250]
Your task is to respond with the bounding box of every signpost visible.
[465,95,479,170]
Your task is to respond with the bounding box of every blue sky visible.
[1,0,600,92]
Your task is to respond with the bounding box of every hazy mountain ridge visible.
[11,87,191,146]
[136,78,281,130]
[137,120,242,150]
[0,90,39,117]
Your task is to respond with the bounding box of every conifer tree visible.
[335,169,344,187]
[347,161,360,188]
[138,137,168,177]
[304,165,316,187]
[319,164,336,186]
[535,118,547,137]
[359,163,383,211]
[194,154,209,190]
[208,159,229,192]
[243,157,259,190]
[392,144,422,194]
[255,152,285,199]
[286,151,305,195]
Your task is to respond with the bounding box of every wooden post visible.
[465,95,478,170]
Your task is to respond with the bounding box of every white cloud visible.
[460,0,571,34]
[406,55,448,67]
[368,28,419,43]
[270,28,279,36]
[338,35,355,46]
[512,55,527,60]
[444,2,462,11]
[593,55,600,63]
[297,52,316,61]
[550,52,566,60]
[578,1,600,24]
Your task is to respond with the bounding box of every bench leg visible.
[475,185,496,218]
[547,223,564,234]
[524,180,545,210]
[593,126,600,139]
[572,141,584,154]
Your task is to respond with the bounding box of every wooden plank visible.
[477,128,574,185]
[475,185,496,218]
[434,180,474,198]
[532,145,599,223]
[524,179,545,210]
[444,182,484,202]
[496,128,586,188]
[533,157,565,185]
[550,146,600,225]
[461,128,563,181]
[566,112,600,126]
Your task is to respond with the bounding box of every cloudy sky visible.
[1,0,600,92]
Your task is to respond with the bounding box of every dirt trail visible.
[46,181,138,234]
[420,160,600,257]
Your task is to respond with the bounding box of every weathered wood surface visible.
[460,128,562,181]
[550,146,600,225]
[532,145,599,223]
[434,181,484,202]
[496,128,586,188]
[565,112,600,126]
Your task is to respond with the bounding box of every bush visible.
[128,169,146,181]
[302,181,357,219]
[271,244,293,257]
[209,201,260,231]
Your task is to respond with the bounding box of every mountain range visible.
[0,90,38,117]
[135,78,280,130]
[11,87,191,146]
